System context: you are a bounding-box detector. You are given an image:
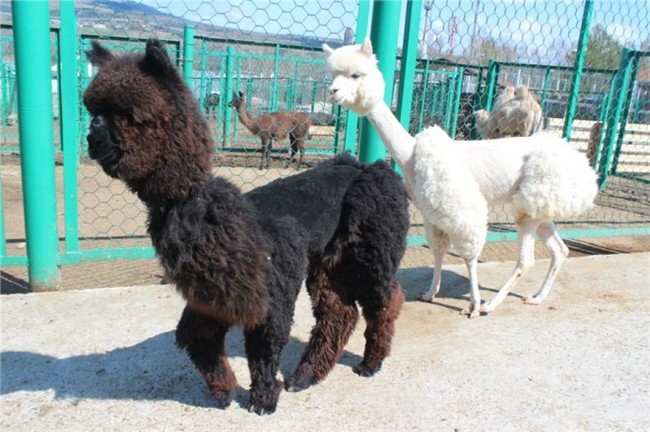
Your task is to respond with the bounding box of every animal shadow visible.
[1,329,362,410]
[397,266,523,312]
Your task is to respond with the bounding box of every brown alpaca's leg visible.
[285,265,359,392]
[355,281,405,376]
[259,136,270,170]
[175,306,238,408]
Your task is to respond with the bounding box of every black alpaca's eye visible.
[351,73,361,79]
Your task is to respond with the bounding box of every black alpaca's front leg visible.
[243,325,287,415]
[176,306,238,408]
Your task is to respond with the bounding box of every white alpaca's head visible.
[322,39,385,116]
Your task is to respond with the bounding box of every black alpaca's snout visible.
[87,115,124,177]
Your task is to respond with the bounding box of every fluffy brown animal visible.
[474,85,543,139]
[83,39,409,415]
[228,91,311,169]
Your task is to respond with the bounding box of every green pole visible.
[0,42,7,126]
[393,0,422,173]
[598,49,635,189]
[199,39,207,114]
[59,0,80,261]
[359,0,402,163]
[12,0,60,290]
[484,59,500,110]
[342,0,371,154]
[540,66,551,111]
[611,52,639,174]
[271,44,280,112]
[223,46,235,145]
[563,0,593,141]
[448,66,464,138]
[182,25,194,88]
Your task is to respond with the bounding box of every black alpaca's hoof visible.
[284,373,317,392]
[248,401,277,416]
[248,382,282,415]
[210,389,234,409]
[353,362,381,377]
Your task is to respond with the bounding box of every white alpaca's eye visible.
[351,73,361,79]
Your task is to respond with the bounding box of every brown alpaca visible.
[228,91,311,169]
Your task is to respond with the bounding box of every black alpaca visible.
[83,39,409,414]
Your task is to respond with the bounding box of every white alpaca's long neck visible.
[365,102,416,184]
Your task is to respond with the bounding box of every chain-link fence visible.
[1,1,649,282]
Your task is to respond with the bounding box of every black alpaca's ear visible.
[238,91,244,98]
[140,38,176,78]
[86,40,114,67]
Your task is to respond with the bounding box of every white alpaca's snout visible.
[328,77,353,106]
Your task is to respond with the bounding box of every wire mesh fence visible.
[0,0,649,273]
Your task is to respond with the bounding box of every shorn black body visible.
[83,39,409,414]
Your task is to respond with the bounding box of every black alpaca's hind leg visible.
[355,280,405,376]
[285,266,359,392]
[243,322,290,415]
[175,306,237,408]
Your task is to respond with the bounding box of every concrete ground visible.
[1,252,649,431]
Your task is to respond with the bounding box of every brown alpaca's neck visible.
[234,102,257,131]
[365,102,417,184]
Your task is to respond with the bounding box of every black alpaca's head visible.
[83,39,214,203]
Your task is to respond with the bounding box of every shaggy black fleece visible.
[83,39,409,415]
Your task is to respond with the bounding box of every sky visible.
[141,0,650,63]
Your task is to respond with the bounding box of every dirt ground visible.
[1,252,649,431]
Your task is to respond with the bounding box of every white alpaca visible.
[323,40,598,318]
[475,85,544,139]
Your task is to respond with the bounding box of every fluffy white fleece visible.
[324,40,599,317]
[412,126,597,259]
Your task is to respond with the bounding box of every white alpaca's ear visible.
[360,38,373,57]
[322,43,334,54]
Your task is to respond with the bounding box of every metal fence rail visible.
[1,0,649,289]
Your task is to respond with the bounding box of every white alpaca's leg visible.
[460,256,481,319]
[418,224,448,302]
[481,217,538,313]
[524,222,569,305]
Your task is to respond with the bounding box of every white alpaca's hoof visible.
[460,306,481,319]
[479,302,496,314]
[417,292,434,302]
[523,296,543,305]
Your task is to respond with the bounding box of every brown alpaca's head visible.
[83,39,214,203]
[227,91,245,110]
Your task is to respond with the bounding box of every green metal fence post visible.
[199,38,207,113]
[11,0,61,290]
[59,0,80,261]
[562,0,593,141]
[611,52,639,174]
[598,49,635,190]
[359,0,402,163]
[271,44,280,111]
[393,0,422,173]
[540,66,551,110]
[448,66,464,138]
[223,46,235,145]
[182,25,194,87]
[484,60,500,110]
[341,0,371,154]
